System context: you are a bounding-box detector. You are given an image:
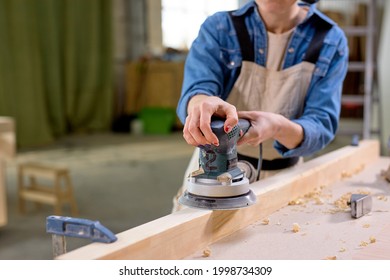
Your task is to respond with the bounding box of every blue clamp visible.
[46,215,117,243]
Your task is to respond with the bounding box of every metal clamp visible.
[347,194,372,218]
[46,215,117,257]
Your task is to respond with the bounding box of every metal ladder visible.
[320,0,383,143]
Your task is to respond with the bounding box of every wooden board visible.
[58,140,380,260]
[0,161,6,227]
[0,117,16,227]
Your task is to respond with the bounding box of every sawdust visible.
[363,224,370,228]
[288,187,327,207]
[292,223,300,233]
[377,195,388,201]
[341,164,365,179]
[324,256,337,260]
[202,248,211,258]
[339,247,346,253]
[330,190,371,214]
[359,236,376,248]
[261,218,270,225]
[288,198,304,205]
[332,192,352,211]
[341,171,352,178]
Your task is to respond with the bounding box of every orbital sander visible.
[179,117,257,210]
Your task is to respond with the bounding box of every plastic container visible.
[139,107,176,134]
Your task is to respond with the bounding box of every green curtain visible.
[0,0,113,148]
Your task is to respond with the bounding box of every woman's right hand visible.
[183,95,238,147]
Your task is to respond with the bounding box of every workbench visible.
[184,157,390,260]
[58,140,390,260]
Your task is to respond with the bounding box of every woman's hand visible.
[183,95,238,147]
[237,111,304,149]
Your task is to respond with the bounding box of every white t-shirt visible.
[266,28,295,71]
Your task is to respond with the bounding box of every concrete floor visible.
[0,132,194,260]
[0,130,361,260]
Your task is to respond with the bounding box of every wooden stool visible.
[18,162,79,216]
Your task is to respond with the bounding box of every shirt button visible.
[258,48,264,54]
[288,47,295,53]
[229,61,235,66]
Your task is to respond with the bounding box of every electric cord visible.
[256,142,263,181]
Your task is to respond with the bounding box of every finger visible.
[186,113,210,146]
[183,116,197,146]
[220,104,238,133]
[237,128,252,146]
[199,111,219,146]
[237,110,252,120]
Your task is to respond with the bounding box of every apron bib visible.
[227,60,315,161]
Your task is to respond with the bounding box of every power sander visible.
[179,117,257,210]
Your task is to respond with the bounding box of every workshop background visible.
[0,0,389,259]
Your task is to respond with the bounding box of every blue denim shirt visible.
[177,1,349,157]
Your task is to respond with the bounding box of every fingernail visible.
[225,125,231,133]
[213,142,219,146]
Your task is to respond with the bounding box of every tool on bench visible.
[179,117,257,210]
[46,215,117,257]
[348,194,372,219]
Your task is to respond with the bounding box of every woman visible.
[173,0,349,211]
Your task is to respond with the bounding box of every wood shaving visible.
[288,199,304,205]
[353,164,365,174]
[202,248,211,258]
[331,190,372,213]
[292,223,300,233]
[369,236,376,243]
[341,165,365,179]
[341,170,352,178]
[377,195,388,201]
[380,165,390,182]
[325,256,337,260]
[288,188,326,207]
[314,197,324,205]
[363,224,370,228]
[261,218,270,225]
[339,247,346,253]
[333,192,352,210]
[360,241,368,247]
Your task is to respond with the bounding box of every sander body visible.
[179,118,257,210]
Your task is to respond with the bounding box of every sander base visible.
[179,189,256,210]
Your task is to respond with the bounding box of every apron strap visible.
[229,10,255,62]
[229,11,332,65]
[303,14,333,63]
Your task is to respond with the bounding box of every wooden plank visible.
[0,161,6,227]
[184,157,390,260]
[19,162,68,181]
[19,189,57,204]
[58,140,380,260]
[0,117,16,160]
[0,117,15,227]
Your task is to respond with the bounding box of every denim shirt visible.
[176,1,349,157]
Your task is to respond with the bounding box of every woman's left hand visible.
[237,111,304,149]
